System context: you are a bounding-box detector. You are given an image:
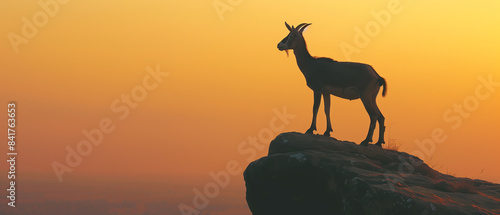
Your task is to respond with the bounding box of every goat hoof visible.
[375,142,383,148]
[305,129,315,134]
[323,131,330,136]
[360,140,370,146]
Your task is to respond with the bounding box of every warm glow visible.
[0,0,499,214]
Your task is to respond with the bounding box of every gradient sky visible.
[1,0,499,214]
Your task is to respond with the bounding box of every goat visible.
[277,22,387,147]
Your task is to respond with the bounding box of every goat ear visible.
[285,22,292,31]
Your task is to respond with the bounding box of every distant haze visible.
[0,0,499,214]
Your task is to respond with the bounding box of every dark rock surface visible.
[244,132,500,215]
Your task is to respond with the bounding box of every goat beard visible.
[285,49,289,57]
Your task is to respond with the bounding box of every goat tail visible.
[378,77,387,97]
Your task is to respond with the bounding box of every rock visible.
[244,132,500,215]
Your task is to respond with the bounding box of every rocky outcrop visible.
[244,132,500,215]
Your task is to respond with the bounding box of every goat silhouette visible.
[277,22,387,147]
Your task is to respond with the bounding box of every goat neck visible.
[293,38,314,77]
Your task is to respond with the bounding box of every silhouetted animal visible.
[277,22,387,147]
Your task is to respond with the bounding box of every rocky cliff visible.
[244,132,500,215]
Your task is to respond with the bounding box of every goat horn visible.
[296,23,307,30]
[298,23,312,34]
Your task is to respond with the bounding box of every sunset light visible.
[1,0,499,214]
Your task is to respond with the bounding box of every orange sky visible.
[1,0,500,213]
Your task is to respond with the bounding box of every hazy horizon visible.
[1,0,499,214]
